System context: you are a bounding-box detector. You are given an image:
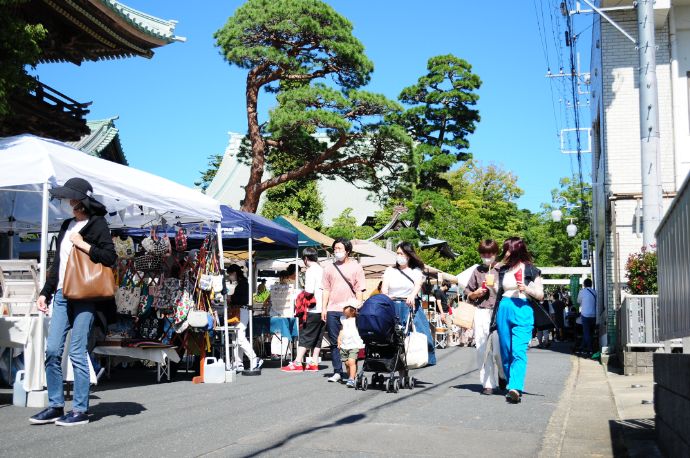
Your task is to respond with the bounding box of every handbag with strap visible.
[63,247,116,300]
[453,301,475,329]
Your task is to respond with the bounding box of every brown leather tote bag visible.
[63,247,116,300]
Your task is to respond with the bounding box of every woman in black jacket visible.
[30,178,116,427]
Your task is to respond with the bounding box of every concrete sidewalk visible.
[540,354,662,457]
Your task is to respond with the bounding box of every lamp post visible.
[566,218,578,237]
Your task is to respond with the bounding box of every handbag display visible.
[453,301,476,329]
[404,322,429,369]
[63,247,116,300]
[174,290,194,325]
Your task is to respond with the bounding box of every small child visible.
[338,304,364,388]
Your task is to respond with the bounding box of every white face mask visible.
[60,200,76,215]
[396,255,408,266]
[482,256,495,266]
[334,252,346,261]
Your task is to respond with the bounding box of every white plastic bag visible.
[405,322,428,369]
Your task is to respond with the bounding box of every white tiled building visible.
[590,0,690,347]
[205,132,382,225]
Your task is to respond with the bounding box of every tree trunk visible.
[240,74,265,213]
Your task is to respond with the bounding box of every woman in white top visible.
[381,242,436,365]
[282,247,325,372]
[496,237,544,404]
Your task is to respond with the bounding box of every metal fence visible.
[657,173,690,341]
[620,295,661,347]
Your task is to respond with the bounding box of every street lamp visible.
[566,218,578,237]
[551,208,563,222]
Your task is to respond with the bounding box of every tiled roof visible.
[66,116,128,165]
[101,0,186,43]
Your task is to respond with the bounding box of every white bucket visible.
[13,370,27,407]
[203,357,225,383]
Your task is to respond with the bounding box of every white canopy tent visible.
[0,135,223,285]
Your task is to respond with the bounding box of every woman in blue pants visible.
[496,237,544,404]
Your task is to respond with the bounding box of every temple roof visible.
[16,0,185,64]
[66,116,128,164]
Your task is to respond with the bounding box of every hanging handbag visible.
[115,273,141,316]
[175,227,188,252]
[113,236,135,259]
[47,235,58,268]
[404,322,429,369]
[187,309,209,328]
[174,290,194,325]
[63,247,116,300]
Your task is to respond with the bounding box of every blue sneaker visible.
[345,379,356,388]
[55,410,89,426]
[29,407,64,425]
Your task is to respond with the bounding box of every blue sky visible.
[33,1,592,219]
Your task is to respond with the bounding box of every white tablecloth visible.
[92,346,180,365]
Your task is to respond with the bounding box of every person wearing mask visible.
[496,237,544,404]
[322,238,365,383]
[282,247,324,372]
[381,242,436,366]
[577,278,597,356]
[226,264,263,373]
[464,239,505,395]
[30,178,116,426]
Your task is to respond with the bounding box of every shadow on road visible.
[89,401,147,422]
[609,418,660,457]
[452,383,483,393]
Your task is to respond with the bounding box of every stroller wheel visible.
[409,377,416,389]
[361,377,368,391]
[386,378,394,393]
[393,379,400,393]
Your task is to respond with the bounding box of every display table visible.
[93,346,180,383]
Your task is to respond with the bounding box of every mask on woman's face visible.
[60,199,76,215]
[482,256,495,265]
[396,255,408,266]
[334,252,346,261]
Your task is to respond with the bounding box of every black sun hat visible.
[49,177,107,216]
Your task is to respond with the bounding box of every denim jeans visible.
[393,300,436,366]
[46,290,95,413]
[581,316,596,353]
[496,297,534,393]
[326,311,344,375]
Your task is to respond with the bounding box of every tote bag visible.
[404,322,428,369]
[453,301,475,329]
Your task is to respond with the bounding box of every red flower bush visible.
[625,247,657,294]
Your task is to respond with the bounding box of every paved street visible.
[0,344,574,457]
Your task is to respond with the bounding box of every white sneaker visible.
[233,365,245,373]
[328,373,342,383]
[253,358,264,370]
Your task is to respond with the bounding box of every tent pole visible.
[294,248,299,291]
[216,222,230,373]
[248,237,254,362]
[39,182,49,287]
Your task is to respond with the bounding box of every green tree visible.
[214,0,410,212]
[195,153,224,192]
[0,1,47,116]
[396,54,481,197]
[260,180,324,228]
[324,208,376,240]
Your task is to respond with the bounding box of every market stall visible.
[0,134,224,392]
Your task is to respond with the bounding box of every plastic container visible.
[203,357,225,383]
[13,370,27,407]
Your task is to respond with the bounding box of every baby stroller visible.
[355,294,417,393]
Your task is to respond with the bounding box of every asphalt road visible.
[0,343,572,457]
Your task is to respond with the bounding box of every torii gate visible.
[538,267,591,286]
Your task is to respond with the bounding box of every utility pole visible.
[636,0,664,247]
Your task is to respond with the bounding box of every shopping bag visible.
[405,322,428,369]
[453,301,475,329]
